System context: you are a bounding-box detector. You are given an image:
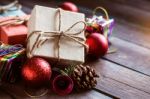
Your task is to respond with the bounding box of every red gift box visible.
[0,16,29,46]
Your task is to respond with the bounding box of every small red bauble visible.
[59,2,78,12]
[52,75,74,96]
[86,33,108,58]
[21,57,52,88]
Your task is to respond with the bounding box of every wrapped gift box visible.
[0,15,29,46]
[27,5,86,65]
[0,0,26,17]
[0,43,26,83]
[86,15,114,38]
[0,8,26,17]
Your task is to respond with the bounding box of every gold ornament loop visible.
[24,87,48,98]
[93,6,109,20]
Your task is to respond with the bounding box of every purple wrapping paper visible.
[86,15,115,38]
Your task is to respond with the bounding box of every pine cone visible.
[72,65,99,90]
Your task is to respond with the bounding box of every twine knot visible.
[60,31,64,36]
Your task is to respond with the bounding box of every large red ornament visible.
[59,2,78,12]
[21,57,52,88]
[86,33,108,58]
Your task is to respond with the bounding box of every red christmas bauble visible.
[59,2,78,12]
[52,75,74,96]
[86,33,108,58]
[21,57,52,88]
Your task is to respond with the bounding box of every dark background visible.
[1,0,150,28]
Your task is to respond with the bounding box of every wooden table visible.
[1,0,150,99]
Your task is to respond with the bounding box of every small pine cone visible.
[74,68,82,77]
[72,65,99,90]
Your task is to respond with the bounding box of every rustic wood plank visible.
[112,20,150,49]
[91,59,150,93]
[86,59,150,99]
[105,37,150,76]
[96,77,150,99]
[0,83,113,99]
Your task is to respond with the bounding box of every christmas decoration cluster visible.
[0,1,115,97]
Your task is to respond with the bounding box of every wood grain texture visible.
[0,83,113,99]
[97,77,150,99]
[113,20,150,49]
[105,37,150,76]
[86,59,150,99]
